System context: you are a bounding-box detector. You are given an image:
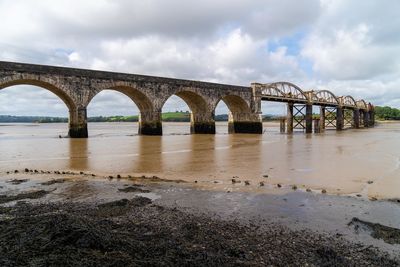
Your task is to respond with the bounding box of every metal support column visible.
[353,109,360,129]
[336,107,344,131]
[287,102,294,134]
[305,104,313,134]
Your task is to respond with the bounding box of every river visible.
[1,121,399,199]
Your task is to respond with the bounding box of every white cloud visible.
[0,0,399,116]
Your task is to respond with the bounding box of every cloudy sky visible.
[0,0,399,117]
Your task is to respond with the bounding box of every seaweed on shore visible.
[0,199,397,267]
[40,179,66,186]
[349,217,400,245]
[0,190,49,204]
[118,185,150,193]
[6,179,29,185]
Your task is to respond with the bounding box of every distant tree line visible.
[374,106,400,120]
[0,112,231,123]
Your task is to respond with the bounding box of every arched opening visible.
[215,95,262,134]
[86,89,142,137]
[214,100,230,134]
[161,95,194,135]
[0,82,72,137]
[161,91,213,135]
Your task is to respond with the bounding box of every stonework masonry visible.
[0,61,263,137]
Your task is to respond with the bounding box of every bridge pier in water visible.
[319,106,326,132]
[336,107,344,131]
[363,111,370,128]
[190,112,216,134]
[305,104,313,134]
[368,109,375,127]
[228,113,263,134]
[139,111,163,135]
[68,107,88,138]
[286,103,294,134]
[353,109,360,129]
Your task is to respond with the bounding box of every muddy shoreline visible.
[0,173,400,266]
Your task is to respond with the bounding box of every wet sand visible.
[0,173,399,266]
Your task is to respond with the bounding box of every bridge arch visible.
[0,75,84,137]
[340,95,357,107]
[356,99,368,110]
[215,94,262,134]
[258,82,308,102]
[160,89,214,134]
[0,75,76,110]
[88,82,154,113]
[88,82,160,135]
[312,90,339,106]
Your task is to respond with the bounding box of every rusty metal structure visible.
[252,82,375,134]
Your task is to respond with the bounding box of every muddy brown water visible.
[1,121,400,199]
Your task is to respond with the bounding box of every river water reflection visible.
[1,122,399,199]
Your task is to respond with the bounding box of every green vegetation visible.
[0,112,229,123]
[162,111,190,122]
[5,110,366,123]
[0,115,68,123]
[374,106,400,120]
[88,116,139,122]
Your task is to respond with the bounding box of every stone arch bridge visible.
[0,61,374,138]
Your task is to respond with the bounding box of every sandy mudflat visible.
[0,173,399,266]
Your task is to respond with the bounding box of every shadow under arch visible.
[161,90,215,134]
[0,78,75,136]
[87,85,158,135]
[215,95,262,134]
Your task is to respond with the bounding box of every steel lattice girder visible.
[324,107,337,128]
[293,104,306,129]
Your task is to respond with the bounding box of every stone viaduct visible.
[0,61,375,138]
